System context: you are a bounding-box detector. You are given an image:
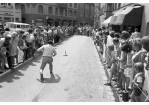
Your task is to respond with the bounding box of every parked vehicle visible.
[5,22,30,32]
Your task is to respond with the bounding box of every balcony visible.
[56,3,67,8]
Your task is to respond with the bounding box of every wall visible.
[0,7,21,22]
[22,3,79,26]
[139,3,149,36]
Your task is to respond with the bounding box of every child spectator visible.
[130,62,144,102]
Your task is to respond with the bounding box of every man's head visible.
[121,31,130,40]
[48,40,53,45]
[28,28,33,34]
[109,31,115,38]
[113,37,119,45]
[135,28,138,32]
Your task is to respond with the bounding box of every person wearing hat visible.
[18,31,27,63]
[3,28,11,38]
[34,40,57,82]
[3,34,12,69]
[10,32,19,67]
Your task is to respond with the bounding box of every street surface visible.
[0,35,119,102]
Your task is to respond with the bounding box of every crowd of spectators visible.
[93,26,149,102]
[0,25,77,74]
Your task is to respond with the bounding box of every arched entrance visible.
[62,20,67,26]
[80,23,83,26]
[55,19,61,27]
[47,19,54,26]
[73,20,77,26]
[36,18,44,26]
[68,20,72,26]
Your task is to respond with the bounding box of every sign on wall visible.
[0,12,13,16]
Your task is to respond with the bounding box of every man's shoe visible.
[40,73,44,82]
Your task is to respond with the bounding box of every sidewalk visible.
[94,44,122,102]
[0,36,72,79]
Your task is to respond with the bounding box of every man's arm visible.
[34,46,44,56]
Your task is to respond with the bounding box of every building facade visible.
[94,3,100,28]
[19,3,94,27]
[99,3,149,101]
[0,3,21,23]
[77,3,94,26]
[19,3,78,26]
[99,3,149,35]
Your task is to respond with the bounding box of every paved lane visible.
[0,35,118,102]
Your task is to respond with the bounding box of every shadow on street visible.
[0,56,42,84]
[36,74,61,84]
[44,74,61,83]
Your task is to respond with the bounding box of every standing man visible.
[34,40,57,82]
[130,28,141,40]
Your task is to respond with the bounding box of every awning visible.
[36,19,44,22]
[115,5,144,26]
[109,9,124,25]
[102,16,112,27]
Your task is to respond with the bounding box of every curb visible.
[0,35,73,79]
[94,44,122,102]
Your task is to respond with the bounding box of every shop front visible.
[115,5,144,32]
[73,20,77,26]
[47,18,54,26]
[62,19,67,26]
[55,19,61,27]
[36,18,44,26]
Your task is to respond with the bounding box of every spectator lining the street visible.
[105,38,120,86]
[130,62,145,102]
[130,28,141,40]
[106,31,115,68]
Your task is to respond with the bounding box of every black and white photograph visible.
[0,1,149,102]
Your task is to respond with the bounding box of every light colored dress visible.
[124,51,133,78]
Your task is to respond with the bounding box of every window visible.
[118,3,121,8]
[107,3,112,11]
[74,3,77,8]
[8,3,11,6]
[4,17,11,22]
[26,25,29,28]
[16,18,19,22]
[0,17,2,20]
[48,7,53,14]
[115,3,117,10]
[17,25,20,28]
[10,24,16,28]
[1,3,3,5]
[60,8,63,16]
[65,9,67,16]
[85,13,88,18]
[80,11,83,17]
[55,7,58,15]
[21,4,25,13]
[74,11,77,17]
[21,25,25,28]
[69,3,72,7]
[68,10,72,16]
[38,5,43,14]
